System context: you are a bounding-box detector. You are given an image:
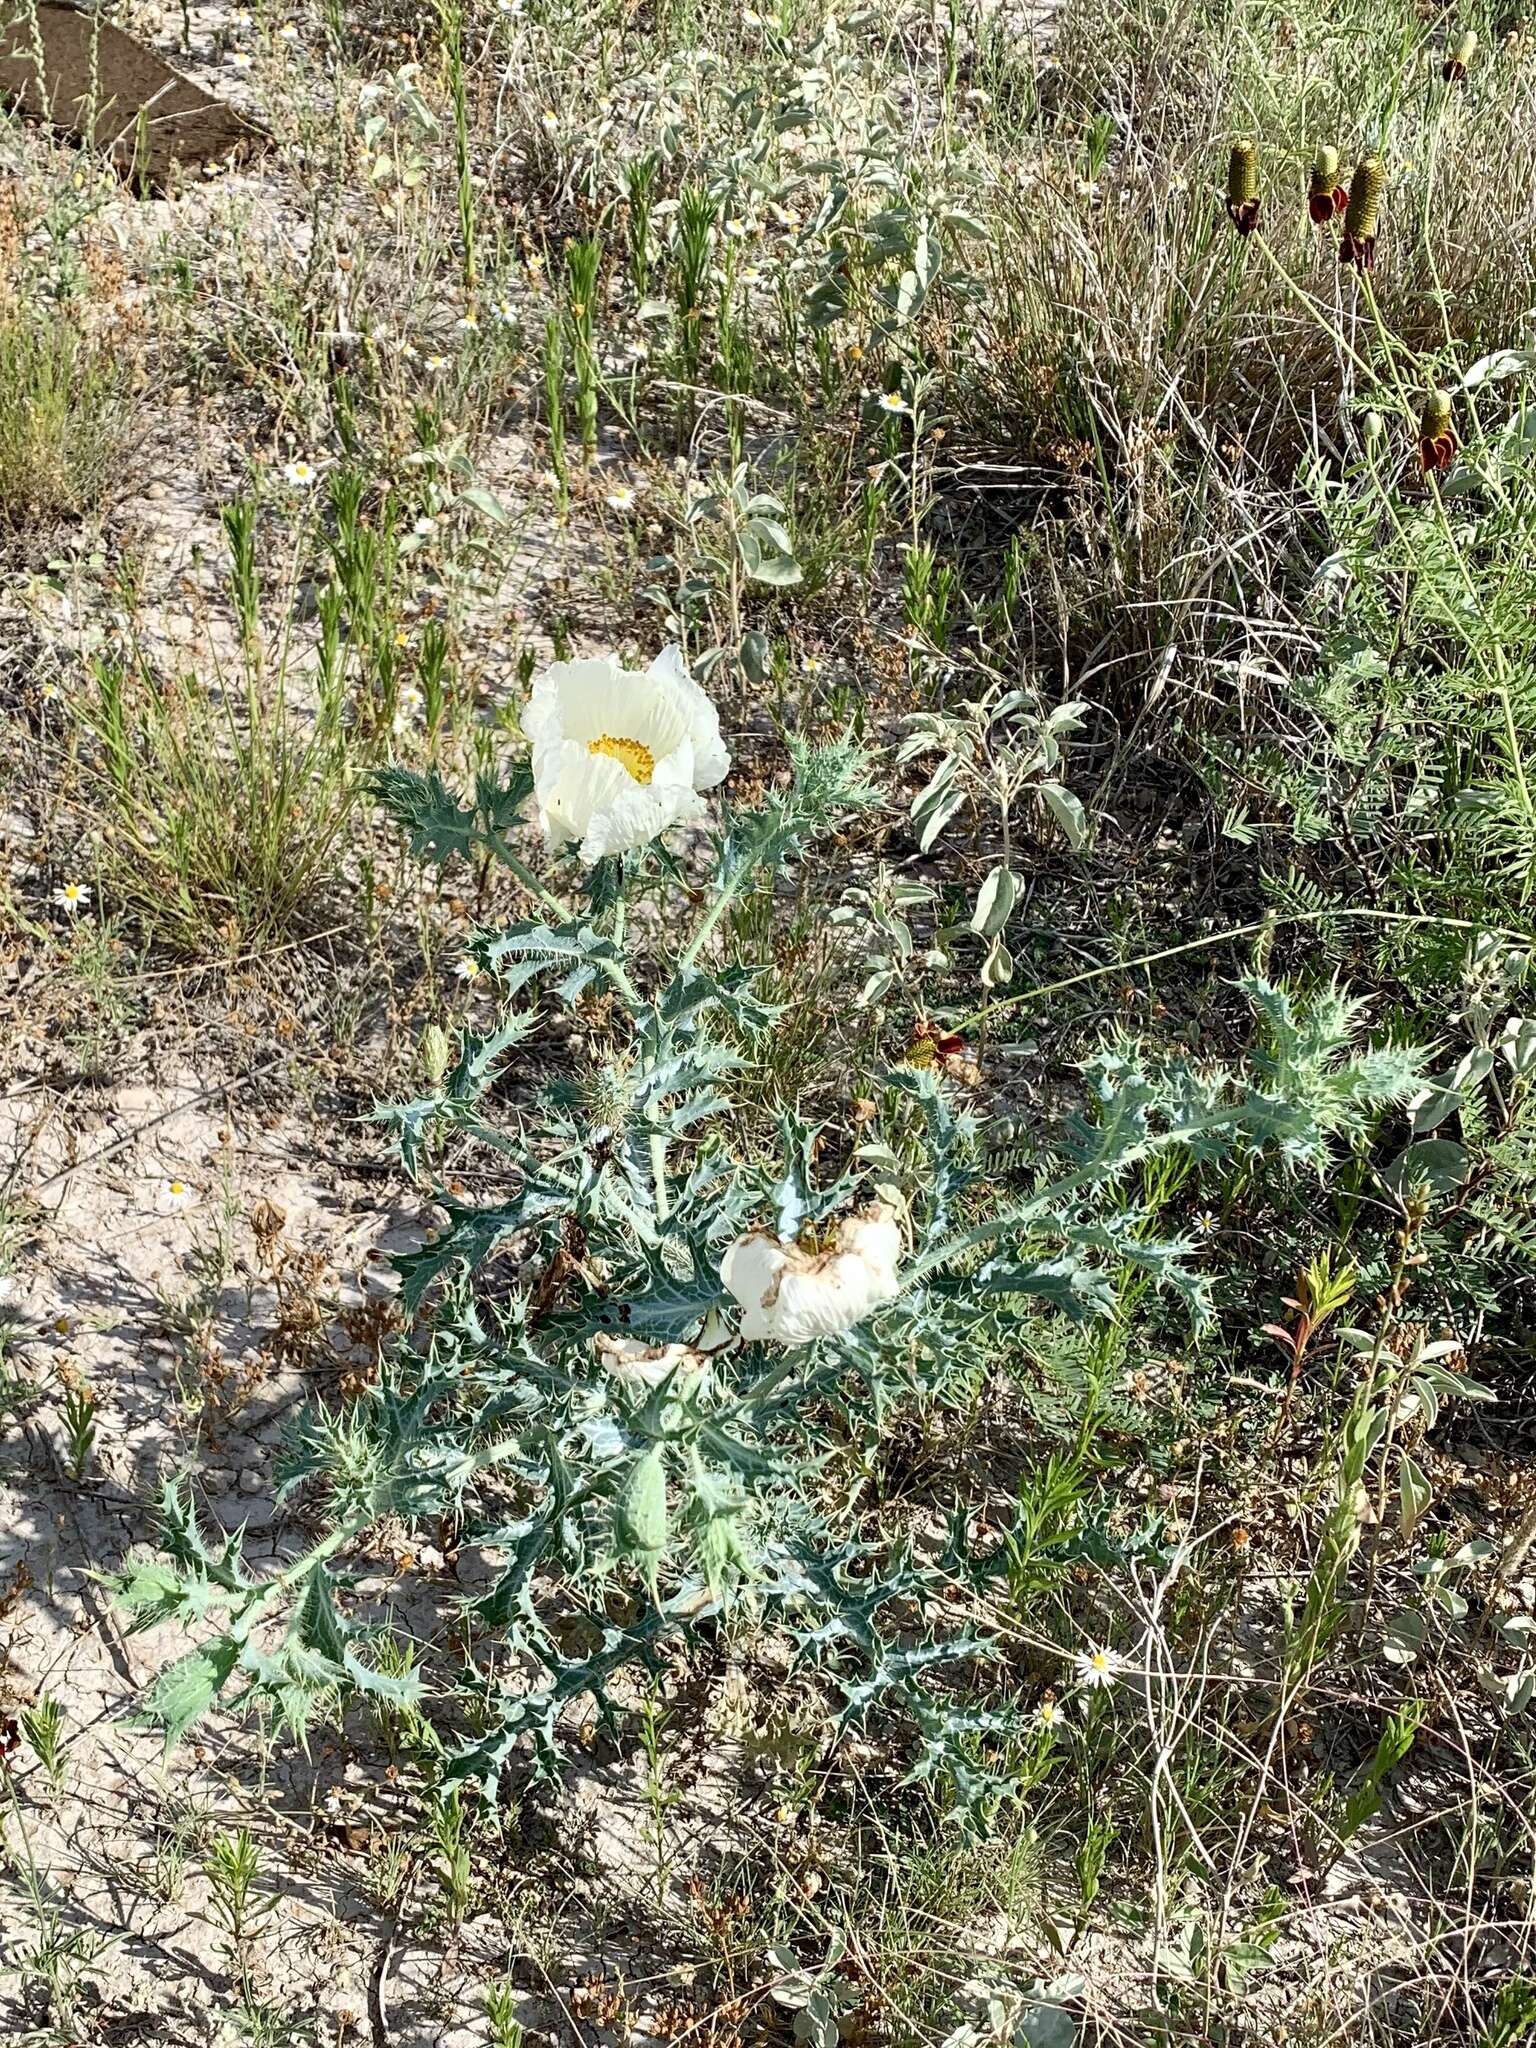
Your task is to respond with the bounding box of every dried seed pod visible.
[1419,387,1457,472]
[1226,137,1260,234]
[1340,154,1385,269]
[1308,142,1348,223]
[1443,27,1477,78]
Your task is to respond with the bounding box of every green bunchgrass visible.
[0,313,126,528]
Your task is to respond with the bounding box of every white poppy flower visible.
[721,1202,902,1347]
[523,645,730,863]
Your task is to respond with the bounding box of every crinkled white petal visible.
[721,1232,789,1342]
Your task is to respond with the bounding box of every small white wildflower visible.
[605,483,642,510]
[492,298,516,325]
[412,515,438,538]
[277,20,299,39]
[228,49,254,68]
[1073,1645,1127,1691]
[158,1178,197,1215]
[53,880,90,914]
[876,391,909,415]
[453,957,481,983]
[1037,1699,1065,1731]
[540,108,559,132]
[455,311,479,333]
[283,457,317,486]
[422,352,450,372]
[801,653,825,675]
[723,216,752,239]
[1192,1209,1219,1237]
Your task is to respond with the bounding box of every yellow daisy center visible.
[587,734,655,785]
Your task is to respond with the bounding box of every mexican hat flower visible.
[1339,154,1385,270]
[1418,387,1457,473]
[721,1202,903,1346]
[1307,144,1347,225]
[1443,28,1477,80]
[524,645,730,862]
[1225,137,1260,235]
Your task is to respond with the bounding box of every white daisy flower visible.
[1037,1699,1065,1731]
[411,515,438,537]
[1073,1645,1127,1690]
[1192,1209,1219,1237]
[53,881,90,914]
[540,109,559,132]
[422,352,450,372]
[537,467,562,490]
[876,391,909,414]
[277,21,299,39]
[721,1203,902,1348]
[801,653,825,674]
[523,644,730,863]
[283,458,317,486]
[229,49,254,68]
[453,957,481,983]
[492,298,516,325]
[455,312,479,333]
[723,216,753,239]
[158,1178,197,1214]
[605,483,641,510]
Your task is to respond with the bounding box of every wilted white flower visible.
[1073,1645,1127,1690]
[721,1202,902,1347]
[594,1333,707,1388]
[524,645,730,862]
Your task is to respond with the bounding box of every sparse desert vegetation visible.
[2,0,1536,2041]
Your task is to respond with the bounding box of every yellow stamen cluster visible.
[588,734,656,784]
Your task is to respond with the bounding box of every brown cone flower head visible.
[1226,137,1260,234]
[1340,154,1384,269]
[1419,387,1457,473]
[1443,28,1477,80]
[1308,143,1348,224]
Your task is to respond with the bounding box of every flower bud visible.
[420,1022,452,1083]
